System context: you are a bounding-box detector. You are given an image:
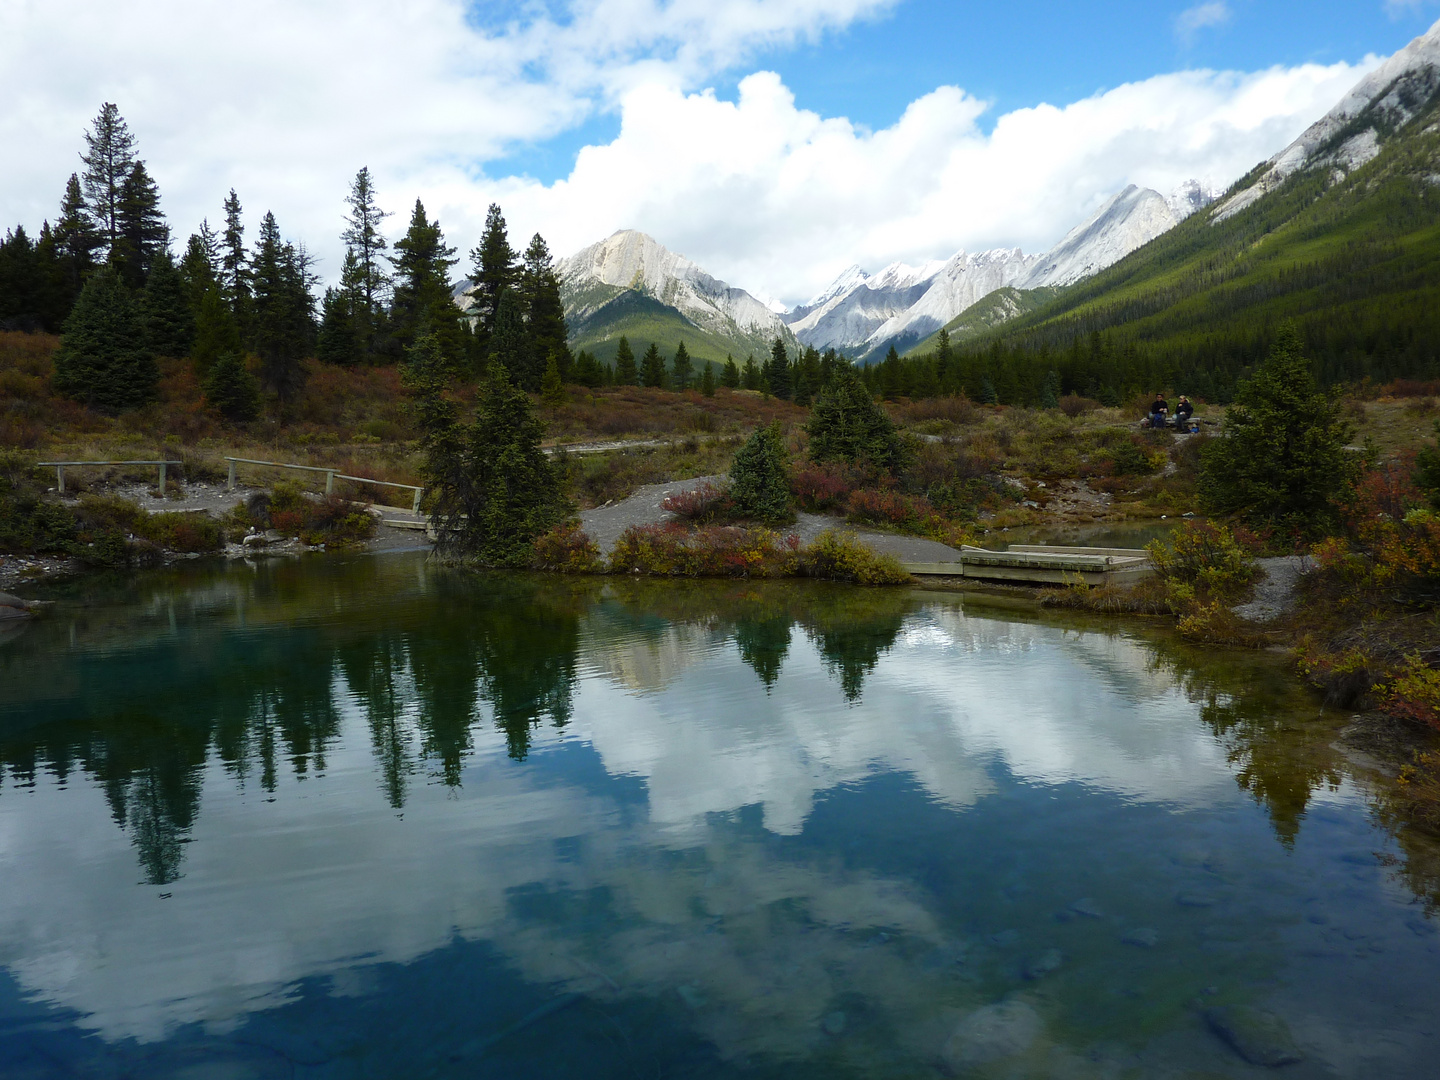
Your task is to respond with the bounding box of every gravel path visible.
[1233,555,1316,622]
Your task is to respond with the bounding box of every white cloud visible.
[0,0,1376,305]
[1176,1,1232,42]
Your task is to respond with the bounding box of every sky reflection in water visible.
[0,553,1437,1078]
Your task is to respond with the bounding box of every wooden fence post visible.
[56,466,64,494]
[228,460,237,490]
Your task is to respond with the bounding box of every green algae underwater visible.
[1,551,1438,1078]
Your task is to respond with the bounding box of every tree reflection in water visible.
[0,556,1436,902]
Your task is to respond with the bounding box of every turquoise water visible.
[1,553,1438,1078]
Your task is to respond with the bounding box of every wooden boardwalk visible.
[901,544,1152,586]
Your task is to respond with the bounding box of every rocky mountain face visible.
[784,180,1219,360]
[1214,18,1440,222]
[556,230,795,359]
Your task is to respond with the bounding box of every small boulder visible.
[1022,949,1063,980]
[1203,1005,1302,1067]
[1122,928,1160,948]
[940,1000,1042,1071]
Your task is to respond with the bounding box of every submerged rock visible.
[1122,928,1160,948]
[822,1011,847,1036]
[940,1000,1042,1071]
[1069,898,1103,919]
[1022,949,1064,980]
[1203,1005,1303,1067]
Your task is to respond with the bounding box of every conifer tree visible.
[249,211,314,403]
[640,342,666,388]
[180,222,220,305]
[722,354,740,388]
[79,103,136,258]
[540,352,566,406]
[519,233,570,383]
[490,290,533,386]
[613,336,638,385]
[203,351,261,421]
[729,423,792,523]
[468,203,517,337]
[52,266,157,412]
[340,167,390,360]
[670,340,693,391]
[220,190,249,317]
[701,361,716,397]
[191,283,242,375]
[767,338,791,400]
[807,364,904,473]
[316,276,360,366]
[113,160,167,287]
[0,227,44,331]
[793,345,822,406]
[935,328,953,390]
[54,173,100,303]
[389,199,463,365]
[742,354,760,390]
[572,350,603,388]
[141,249,194,357]
[1198,324,1355,534]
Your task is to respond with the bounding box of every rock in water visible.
[822,1011,846,1036]
[1203,1005,1303,1067]
[1069,898,1103,919]
[941,1000,1042,1070]
[1023,949,1064,980]
[1122,928,1160,947]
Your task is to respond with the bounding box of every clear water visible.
[2,553,1438,1079]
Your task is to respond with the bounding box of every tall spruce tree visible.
[52,266,157,412]
[518,233,569,384]
[220,189,249,318]
[191,283,241,375]
[79,103,136,259]
[671,341,693,391]
[141,249,194,357]
[766,338,791,400]
[112,161,168,287]
[181,222,221,304]
[54,173,100,305]
[249,212,315,403]
[613,336,638,385]
[640,342,666,388]
[1198,324,1355,534]
[468,203,517,339]
[742,354,760,390]
[203,351,261,421]
[489,289,534,387]
[0,227,44,331]
[700,360,716,397]
[389,199,463,366]
[340,167,390,360]
[729,423,792,523]
[721,354,740,388]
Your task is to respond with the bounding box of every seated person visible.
[1147,392,1169,428]
[1175,395,1194,426]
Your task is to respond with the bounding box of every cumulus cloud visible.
[0,0,1377,305]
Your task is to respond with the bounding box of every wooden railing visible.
[36,460,183,495]
[224,457,423,514]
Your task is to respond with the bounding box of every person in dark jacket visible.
[1147,392,1169,429]
[1175,395,1194,426]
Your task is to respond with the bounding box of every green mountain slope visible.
[567,289,769,368]
[907,286,1063,356]
[939,69,1440,402]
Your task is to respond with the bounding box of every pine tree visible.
[54,173,100,304]
[742,354,760,390]
[807,364,904,473]
[112,160,168,287]
[978,377,998,405]
[0,227,44,331]
[490,290,533,386]
[79,103,136,258]
[540,351,566,406]
[180,222,220,304]
[793,345,821,406]
[519,233,570,385]
[316,279,360,366]
[935,328,953,390]
[572,350,603,388]
[722,354,740,388]
[203,351,261,421]
[389,199,463,366]
[613,336,638,385]
[340,167,390,360]
[191,283,241,375]
[671,340,693,391]
[1198,324,1355,534]
[729,423,792,523]
[52,266,157,412]
[640,342,666,388]
[767,338,792,400]
[468,203,517,337]
[249,212,314,403]
[141,249,194,357]
[701,361,716,397]
[220,189,249,317]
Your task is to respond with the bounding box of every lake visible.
[1,552,1437,1078]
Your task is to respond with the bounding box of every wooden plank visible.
[1006,544,1151,559]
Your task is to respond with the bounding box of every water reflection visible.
[0,554,1437,1076]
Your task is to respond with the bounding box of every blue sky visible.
[490,0,1440,184]
[2,0,1435,300]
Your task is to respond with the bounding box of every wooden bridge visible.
[901,544,1152,586]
